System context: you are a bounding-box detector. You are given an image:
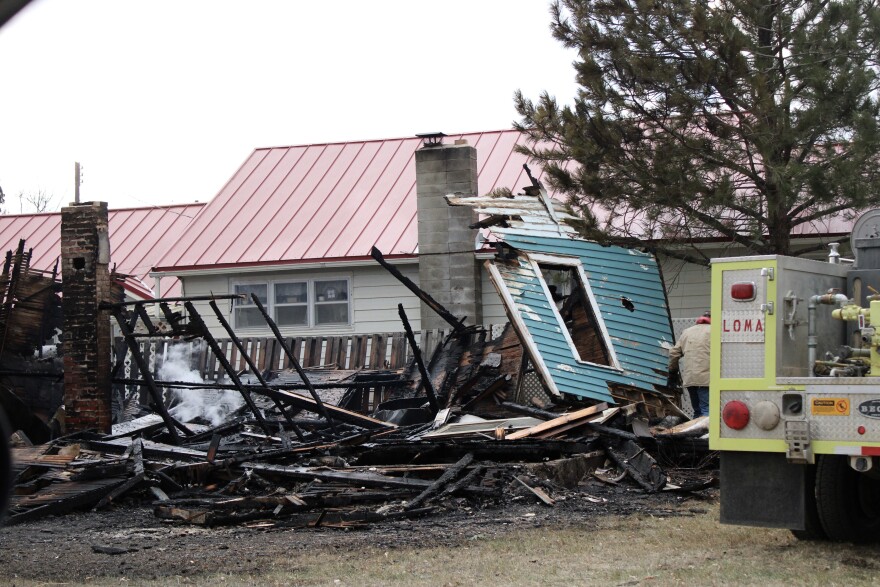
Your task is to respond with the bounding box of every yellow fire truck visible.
[710,210,880,541]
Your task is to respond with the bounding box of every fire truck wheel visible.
[816,455,880,543]
[791,464,826,541]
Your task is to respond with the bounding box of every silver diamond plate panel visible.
[719,390,880,442]
[721,341,765,378]
[721,268,767,378]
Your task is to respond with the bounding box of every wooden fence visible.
[115,329,457,382]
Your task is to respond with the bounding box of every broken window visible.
[536,261,612,367]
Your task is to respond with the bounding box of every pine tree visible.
[515,0,880,261]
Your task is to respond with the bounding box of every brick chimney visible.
[61,202,113,433]
[415,134,482,329]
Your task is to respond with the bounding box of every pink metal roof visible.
[150,129,856,276]
[154,130,543,271]
[0,203,205,298]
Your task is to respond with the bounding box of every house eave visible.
[151,254,419,279]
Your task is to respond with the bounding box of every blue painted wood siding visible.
[496,233,674,402]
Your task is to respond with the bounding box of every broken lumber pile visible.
[4,389,714,528]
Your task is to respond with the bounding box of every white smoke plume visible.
[160,344,244,427]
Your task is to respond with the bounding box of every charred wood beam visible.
[158,302,189,336]
[85,438,208,461]
[441,464,485,498]
[100,294,243,308]
[398,304,439,413]
[514,475,555,506]
[111,378,405,391]
[182,418,246,444]
[241,462,438,490]
[183,301,273,436]
[260,388,394,431]
[0,371,62,379]
[404,452,474,510]
[6,478,127,525]
[134,303,157,335]
[0,239,26,357]
[371,246,466,333]
[500,402,560,420]
[600,438,666,493]
[583,422,638,442]
[469,215,509,230]
[242,461,494,497]
[211,427,398,469]
[249,293,337,433]
[110,307,190,443]
[241,417,333,430]
[461,374,512,411]
[349,439,598,465]
[93,438,145,510]
[208,300,305,442]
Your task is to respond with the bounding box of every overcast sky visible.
[0,0,578,213]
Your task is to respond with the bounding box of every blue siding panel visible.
[495,234,674,403]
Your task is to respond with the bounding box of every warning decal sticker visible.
[811,398,850,416]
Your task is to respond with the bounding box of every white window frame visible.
[527,253,622,371]
[232,283,270,329]
[312,278,351,326]
[231,276,352,330]
[273,280,310,327]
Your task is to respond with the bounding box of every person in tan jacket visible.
[669,312,711,417]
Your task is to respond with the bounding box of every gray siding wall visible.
[661,258,712,319]
[181,264,421,338]
[480,263,508,324]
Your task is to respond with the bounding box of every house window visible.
[232,277,351,329]
[315,279,349,325]
[233,283,268,328]
[274,281,308,326]
[535,260,614,367]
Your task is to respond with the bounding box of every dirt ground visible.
[0,475,711,585]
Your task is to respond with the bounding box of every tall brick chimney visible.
[415,134,482,329]
[61,202,113,433]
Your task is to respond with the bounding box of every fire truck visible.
[711,210,880,541]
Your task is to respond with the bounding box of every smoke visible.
[160,344,244,427]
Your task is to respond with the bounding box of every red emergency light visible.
[730,282,756,301]
[722,400,750,430]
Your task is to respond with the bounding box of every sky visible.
[0,0,579,213]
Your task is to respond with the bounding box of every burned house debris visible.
[2,185,715,529]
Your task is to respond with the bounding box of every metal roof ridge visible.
[251,129,519,152]
[0,202,204,219]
